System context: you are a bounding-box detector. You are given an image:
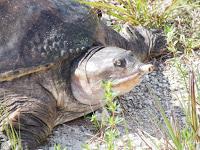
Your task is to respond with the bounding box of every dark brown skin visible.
[0,0,165,79]
[0,47,154,149]
[0,0,98,78]
[0,0,166,149]
[0,63,100,148]
[96,22,166,61]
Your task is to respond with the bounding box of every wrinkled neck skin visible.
[71,58,105,106]
[25,62,102,126]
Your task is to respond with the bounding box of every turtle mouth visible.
[111,64,154,89]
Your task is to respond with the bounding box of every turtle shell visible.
[0,0,98,81]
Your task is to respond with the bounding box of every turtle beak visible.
[111,63,154,95]
[113,63,154,85]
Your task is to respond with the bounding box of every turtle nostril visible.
[139,64,154,73]
[149,65,155,72]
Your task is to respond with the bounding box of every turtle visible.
[0,0,166,149]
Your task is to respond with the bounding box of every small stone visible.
[43,44,49,51]
[31,46,37,52]
[79,126,85,132]
[56,41,63,48]
[64,41,68,48]
[53,42,59,49]
[60,50,66,57]
[48,147,54,150]
[69,48,74,54]
[127,96,133,100]
[76,48,80,53]
[41,52,46,57]
[49,46,54,51]
[81,46,86,51]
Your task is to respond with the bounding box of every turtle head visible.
[71,47,154,105]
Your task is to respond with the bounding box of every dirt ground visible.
[40,52,200,150]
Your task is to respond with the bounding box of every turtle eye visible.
[113,58,126,67]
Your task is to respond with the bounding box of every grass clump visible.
[136,59,200,150]
[3,123,22,150]
[80,0,200,55]
[79,0,186,28]
[79,0,200,149]
[83,81,129,150]
[54,144,67,150]
[158,1,199,55]
[0,105,22,150]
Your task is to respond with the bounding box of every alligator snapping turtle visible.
[0,0,166,149]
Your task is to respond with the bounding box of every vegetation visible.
[82,66,200,149]
[79,0,200,150]
[1,0,200,150]
[80,0,184,28]
[54,144,67,150]
[150,64,200,150]
[0,105,22,150]
[83,81,133,150]
[80,0,200,54]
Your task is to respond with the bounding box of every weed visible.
[84,81,128,150]
[80,0,200,54]
[0,104,22,150]
[79,0,185,28]
[3,123,22,150]
[78,1,200,149]
[54,144,67,150]
[144,57,200,150]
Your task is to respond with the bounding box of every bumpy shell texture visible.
[0,0,98,81]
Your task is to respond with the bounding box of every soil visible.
[39,1,200,149]
[39,51,200,150]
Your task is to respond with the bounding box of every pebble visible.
[39,1,200,149]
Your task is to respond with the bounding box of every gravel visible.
[39,51,200,150]
[39,1,200,149]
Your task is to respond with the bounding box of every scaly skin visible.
[0,0,166,149]
[97,23,166,61]
[0,58,106,149]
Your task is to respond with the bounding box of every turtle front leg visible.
[120,24,167,61]
[0,88,57,150]
[96,23,166,62]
